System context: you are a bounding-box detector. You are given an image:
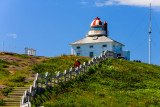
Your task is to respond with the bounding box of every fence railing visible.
[20,51,115,107]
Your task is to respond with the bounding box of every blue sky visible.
[0,0,160,65]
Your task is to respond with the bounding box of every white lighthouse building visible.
[70,17,130,60]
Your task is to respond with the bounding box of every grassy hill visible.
[0,52,49,101]
[32,59,160,107]
[0,52,90,103]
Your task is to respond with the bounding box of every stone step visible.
[11,91,25,93]
[5,102,20,106]
[8,95,22,98]
[13,87,29,90]
[5,98,21,101]
[8,93,23,96]
[0,106,19,107]
[4,100,20,102]
[5,101,20,105]
[12,88,29,90]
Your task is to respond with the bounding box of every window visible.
[90,52,94,58]
[90,45,93,48]
[113,45,115,48]
[102,45,107,47]
[120,47,122,51]
[77,46,80,49]
[77,53,80,56]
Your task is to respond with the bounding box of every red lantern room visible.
[88,17,108,37]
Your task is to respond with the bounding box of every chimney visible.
[104,21,108,37]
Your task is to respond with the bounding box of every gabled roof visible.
[70,36,124,46]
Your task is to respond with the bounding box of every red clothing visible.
[74,61,80,68]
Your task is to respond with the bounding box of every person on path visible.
[73,59,81,68]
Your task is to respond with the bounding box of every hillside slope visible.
[33,59,160,107]
[0,52,90,104]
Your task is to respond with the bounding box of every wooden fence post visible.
[94,56,97,65]
[67,70,69,81]
[57,72,60,84]
[75,67,78,77]
[50,73,52,87]
[64,70,67,82]
[61,72,63,82]
[45,72,48,88]
[83,62,86,73]
[54,75,56,86]
[88,61,90,68]
[69,67,72,80]
[41,74,43,89]
[79,65,82,75]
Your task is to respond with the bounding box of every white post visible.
[64,70,67,82]
[54,75,56,86]
[79,65,81,75]
[45,72,48,88]
[70,68,72,80]
[41,74,43,89]
[57,72,60,84]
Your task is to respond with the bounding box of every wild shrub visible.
[33,55,90,74]
[5,82,24,87]
[0,68,10,80]
[1,87,13,96]
[13,54,31,59]
[32,59,160,107]
[8,76,25,82]
[99,92,105,97]
[0,59,11,65]
[0,99,4,106]
[106,58,112,66]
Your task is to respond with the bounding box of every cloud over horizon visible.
[80,1,88,5]
[94,0,160,11]
[7,33,18,39]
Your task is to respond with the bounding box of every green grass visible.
[32,55,90,74]
[0,68,10,80]
[13,54,32,59]
[0,99,4,106]
[32,59,160,107]
[4,82,24,87]
[0,54,90,101]
[8,76,25,82]
[0,59,17,80]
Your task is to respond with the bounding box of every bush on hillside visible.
[0,68,10,80]
[4,82,24,87]
[13,54,32,59]
[8,76,25,82]
[0,99,4,106]
[0,59,18,66]
[32,56,90,74]
[1,87,13,96]
[32,59,160,107]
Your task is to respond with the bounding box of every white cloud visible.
[95,2,105,7]
[95,0,160,7]
[80,1,88,5]
[7,33,17,39]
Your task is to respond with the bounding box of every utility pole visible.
[9,44,11,52]
[15,45,16,53]
[149,3,151,64]
[2,40,4,52]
